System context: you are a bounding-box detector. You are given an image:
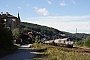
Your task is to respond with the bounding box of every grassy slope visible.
[31,43,90,60]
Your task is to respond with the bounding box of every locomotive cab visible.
[66,38,73,47]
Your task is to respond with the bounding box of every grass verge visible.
[31,43,90,60]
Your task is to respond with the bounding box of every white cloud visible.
[25,15,90,33]
[72,1,76,4]
[23,1,25,3]
[27,16,90,21]
[34,7,49,16]
[6,5,9,7]
[60,1,68,6]
[34,6,38,10]
[37,8,49,16]
[47,0,52,4]
[26,4,30,6]
[18,6,21,9]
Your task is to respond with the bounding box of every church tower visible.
[17,11,21,28]
[18,11,20,21]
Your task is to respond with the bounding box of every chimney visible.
[1,12,3,15]
[6,12,9,15]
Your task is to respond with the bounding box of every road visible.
[0,44,37,60]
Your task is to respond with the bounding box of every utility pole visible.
[76,28,77,42]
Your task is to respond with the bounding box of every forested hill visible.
[20,22,89,41]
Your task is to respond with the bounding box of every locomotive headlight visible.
[71,41,73,44]
[66,42,69,44]
[66,41,73,44]
[69,41,73,44]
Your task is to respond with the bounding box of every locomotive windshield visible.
[67,38,73,41]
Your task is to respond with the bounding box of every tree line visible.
[75,35,90,47]
[20,22,90,43]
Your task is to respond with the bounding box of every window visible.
[9,19,12,23]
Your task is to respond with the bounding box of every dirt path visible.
[0,44,37,60]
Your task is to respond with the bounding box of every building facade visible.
[0,12,20,30]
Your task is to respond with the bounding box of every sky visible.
[0,0,90,34]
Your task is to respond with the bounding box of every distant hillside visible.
[20,22,89,41]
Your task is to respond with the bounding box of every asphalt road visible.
[0,44,37,60]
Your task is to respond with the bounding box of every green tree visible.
[75,40,84,47]
[35,35,41,43]
[12,28,20,39]
[20,22,90,42]
[84,36,90,47]
[0,18,13,49]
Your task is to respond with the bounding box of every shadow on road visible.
[0,44,39,60]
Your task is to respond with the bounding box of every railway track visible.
[70,47,90,54]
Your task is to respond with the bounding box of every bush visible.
[75,40,84,47]
[12,28,20,39]
[0,18,13,49]
[84,36,90,47]
[0,28,13,49]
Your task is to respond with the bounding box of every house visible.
[0,12,20,30]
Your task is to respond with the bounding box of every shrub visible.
[0,18,13,49]
[0,28,13,49]
[75,40,84,47]
[12,28,20,39]
[84,36,90,47]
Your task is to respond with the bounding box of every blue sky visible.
[0,0,90,34]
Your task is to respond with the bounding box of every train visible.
[44,38,74,48]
